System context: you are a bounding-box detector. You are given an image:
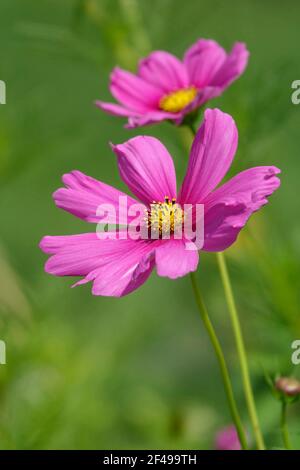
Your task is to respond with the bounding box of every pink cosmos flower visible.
[39,109,280,297]
[95,39,249,128]
[215,425,242,450]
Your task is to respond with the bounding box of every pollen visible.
[145,196,184,237]
[159,86,197,113]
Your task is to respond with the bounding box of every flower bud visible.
[275,377,300,397]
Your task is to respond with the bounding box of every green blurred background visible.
[0,0,299,450]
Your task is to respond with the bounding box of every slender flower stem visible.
[190,271,248,450]
[216,252,265,450]
[185,123,265,449]
[281,401,292,450]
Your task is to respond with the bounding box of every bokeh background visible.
[0,0,299,450]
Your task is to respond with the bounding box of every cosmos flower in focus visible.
[96,39,249,128]
[40,109,280,297]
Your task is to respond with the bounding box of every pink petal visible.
[112,136,177,205]
[203,166,281,251]
[179,108,238,204]
[39,233,155,297]
[126,110,181,128]
[53,170,141,224]
[202,199,247,252]
[110,67,162,113]
[211,42,249,89]
[91,244,155,297]
[155,239,199,279]
[95,104,181,129]
[184,39,227,88]
[95,101,138,117]
[138,51,189,93]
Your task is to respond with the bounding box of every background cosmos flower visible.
[96,39,249,128]
[215,425,242,450]
[39,109,280,297]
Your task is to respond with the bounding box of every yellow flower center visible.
[159,86,197,113]
[145,196,184,237]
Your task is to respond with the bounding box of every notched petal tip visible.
[110,66,122,82]
[39,235,64,255]
[44,257,56,275]
[39,236,49,252]
[265,166,281,177]
[204,106,235,123]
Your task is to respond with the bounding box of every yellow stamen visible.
[159,86,197,113]
[146,196,184,236]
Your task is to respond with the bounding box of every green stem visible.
[185,123,264,449]
[190,271,248,450]
[216,252,265,450]
[281,401,292,450]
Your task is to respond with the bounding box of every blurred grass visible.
[0,0,299,449]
